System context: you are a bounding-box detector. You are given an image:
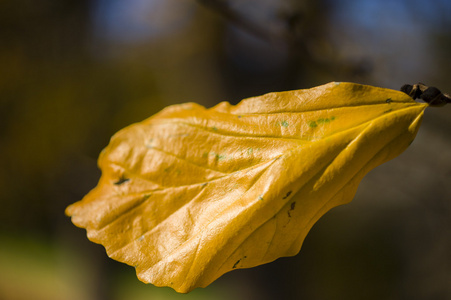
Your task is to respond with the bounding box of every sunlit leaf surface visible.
[66,82,427,293]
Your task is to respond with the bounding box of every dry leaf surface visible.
[66,82,427,292]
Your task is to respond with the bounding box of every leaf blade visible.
[66,82,427,292]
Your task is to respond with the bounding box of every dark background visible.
[1,0,451,299]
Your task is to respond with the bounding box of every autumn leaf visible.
[66,82,427,293]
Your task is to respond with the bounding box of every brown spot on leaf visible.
[283,191,292,199]
[288,201,296,218]
[114,177,130,185]
[232,256,247,269]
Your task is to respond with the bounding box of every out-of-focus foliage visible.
[1,0,450,299]
[67,83,427,292]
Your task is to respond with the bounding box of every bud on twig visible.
[401,83,451,107]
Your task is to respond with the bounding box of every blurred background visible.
[1,0,451,299]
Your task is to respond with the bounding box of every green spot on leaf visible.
[309,121,318,128]
[217,154,226,160]
[210,152,226,161]
[317,118,331,124]
[281,120,289,127]
[309,116,336,128]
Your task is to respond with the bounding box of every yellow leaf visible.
[66,82,427,293]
